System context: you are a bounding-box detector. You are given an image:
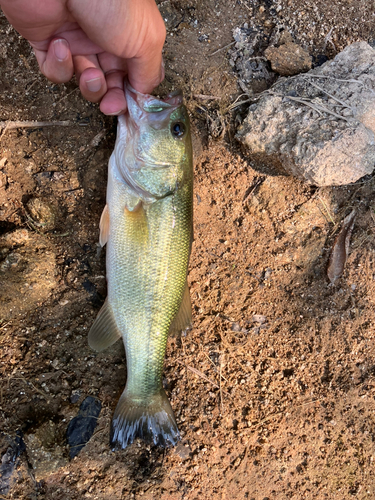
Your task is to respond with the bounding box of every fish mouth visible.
[126,82,183,113]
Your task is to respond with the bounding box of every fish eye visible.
[171,121,185,138]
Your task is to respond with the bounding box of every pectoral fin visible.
[124,200,149,245]
[88,298,122,351]
[169,280,192,338]
[99,204,110,247]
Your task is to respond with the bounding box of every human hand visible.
[0,0,166,115]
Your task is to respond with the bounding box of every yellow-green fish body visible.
[89,85,193,449]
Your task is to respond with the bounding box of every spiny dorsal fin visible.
[88,298,121,352]
[169,280,192,338]
[99,204,110,247]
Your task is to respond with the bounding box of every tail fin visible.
[110,388,180,449]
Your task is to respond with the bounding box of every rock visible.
[158,1,183,31]
[82,277,104,307]
[252,315,267,324]
[236,42,375,186]
[26,197,56,232]
[70,389,82,404]
[66,396,101,459]
[228,24,276,94]
[265,42,312,76]
[0,251,22,271]
[24,421,67,480]
[175,442,192,460]
[34,171,53,186]
[231,322,241,332]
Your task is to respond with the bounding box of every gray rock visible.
[158,1,183,31]
[236,42,375,186]
[228,25,275,94]
[175,441,192,460]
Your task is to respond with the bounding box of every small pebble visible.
[252,315,267,324]
[231,322,241,332]
[175,442,192,460]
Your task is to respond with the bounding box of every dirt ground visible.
[1,1,375,499]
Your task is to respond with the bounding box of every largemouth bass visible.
[88,84,193,449]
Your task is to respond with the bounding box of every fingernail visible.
[86,77,102,93]
[106,109,126,116]
[53,39,69,62]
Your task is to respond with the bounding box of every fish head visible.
[114,85,192,202]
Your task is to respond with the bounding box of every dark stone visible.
[66,396,101,459]
[158,1,184,31]
[313,54,329,67]
[82,243,92,253]
[82,278,103,307]
[34,171,53,186]
[0,431,26,495]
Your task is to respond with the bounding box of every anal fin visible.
[169,280,192,338]
[88,298,122,351]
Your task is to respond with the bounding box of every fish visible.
[88,83,193,449]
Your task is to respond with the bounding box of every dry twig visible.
[307,74,364,85]
[317,196,335,224]
[327,209,356,284]
[9,375,51,402]
[0,120,70,130]
[305,79,353,110]
[185,364,220,389]
[193,94,221,101]
[209,41,235,56]
[281,94,349,122]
